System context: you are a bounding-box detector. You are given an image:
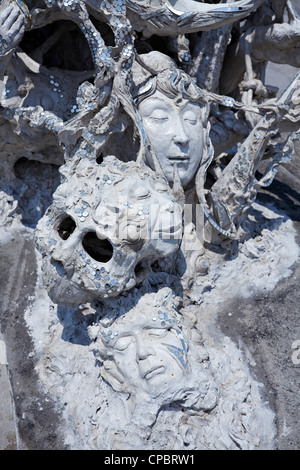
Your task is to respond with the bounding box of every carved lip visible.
[167,155,189,162]
[143,365,166,380]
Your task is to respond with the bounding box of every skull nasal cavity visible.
[82,232,113,263]
[58,216,76,240]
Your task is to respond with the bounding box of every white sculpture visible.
[1,0,299,451]
[35,155,182,306]
[89,289,218,409]
[84,288,275,449]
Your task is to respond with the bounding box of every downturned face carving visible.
[35,156,182,306]
[88,288,219,410]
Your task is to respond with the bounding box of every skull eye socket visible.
[82,232,113,263]
[58,215,76,240]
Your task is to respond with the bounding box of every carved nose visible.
[51,251,74,278]
[136,338,156,360]
[173,122,189,146]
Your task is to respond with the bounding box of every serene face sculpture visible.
[34,156,182,307]
[99,314,188,400]
[89,290,218,410]
[138,90,204,188]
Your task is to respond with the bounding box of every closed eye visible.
[147,328,168,338]
[182,109,199,125]
[148,111,169,123]
[113,335,133,351]
[183,113,198,124]
[184,118,197,124]
[151,117,168,123]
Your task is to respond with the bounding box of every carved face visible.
[138,90,204,187]
[101,314,189,399]
[89,289,218,409]
[35,156,182,306]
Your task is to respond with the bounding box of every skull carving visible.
[34,156,182,306]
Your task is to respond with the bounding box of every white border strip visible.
[0,340,8,365]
